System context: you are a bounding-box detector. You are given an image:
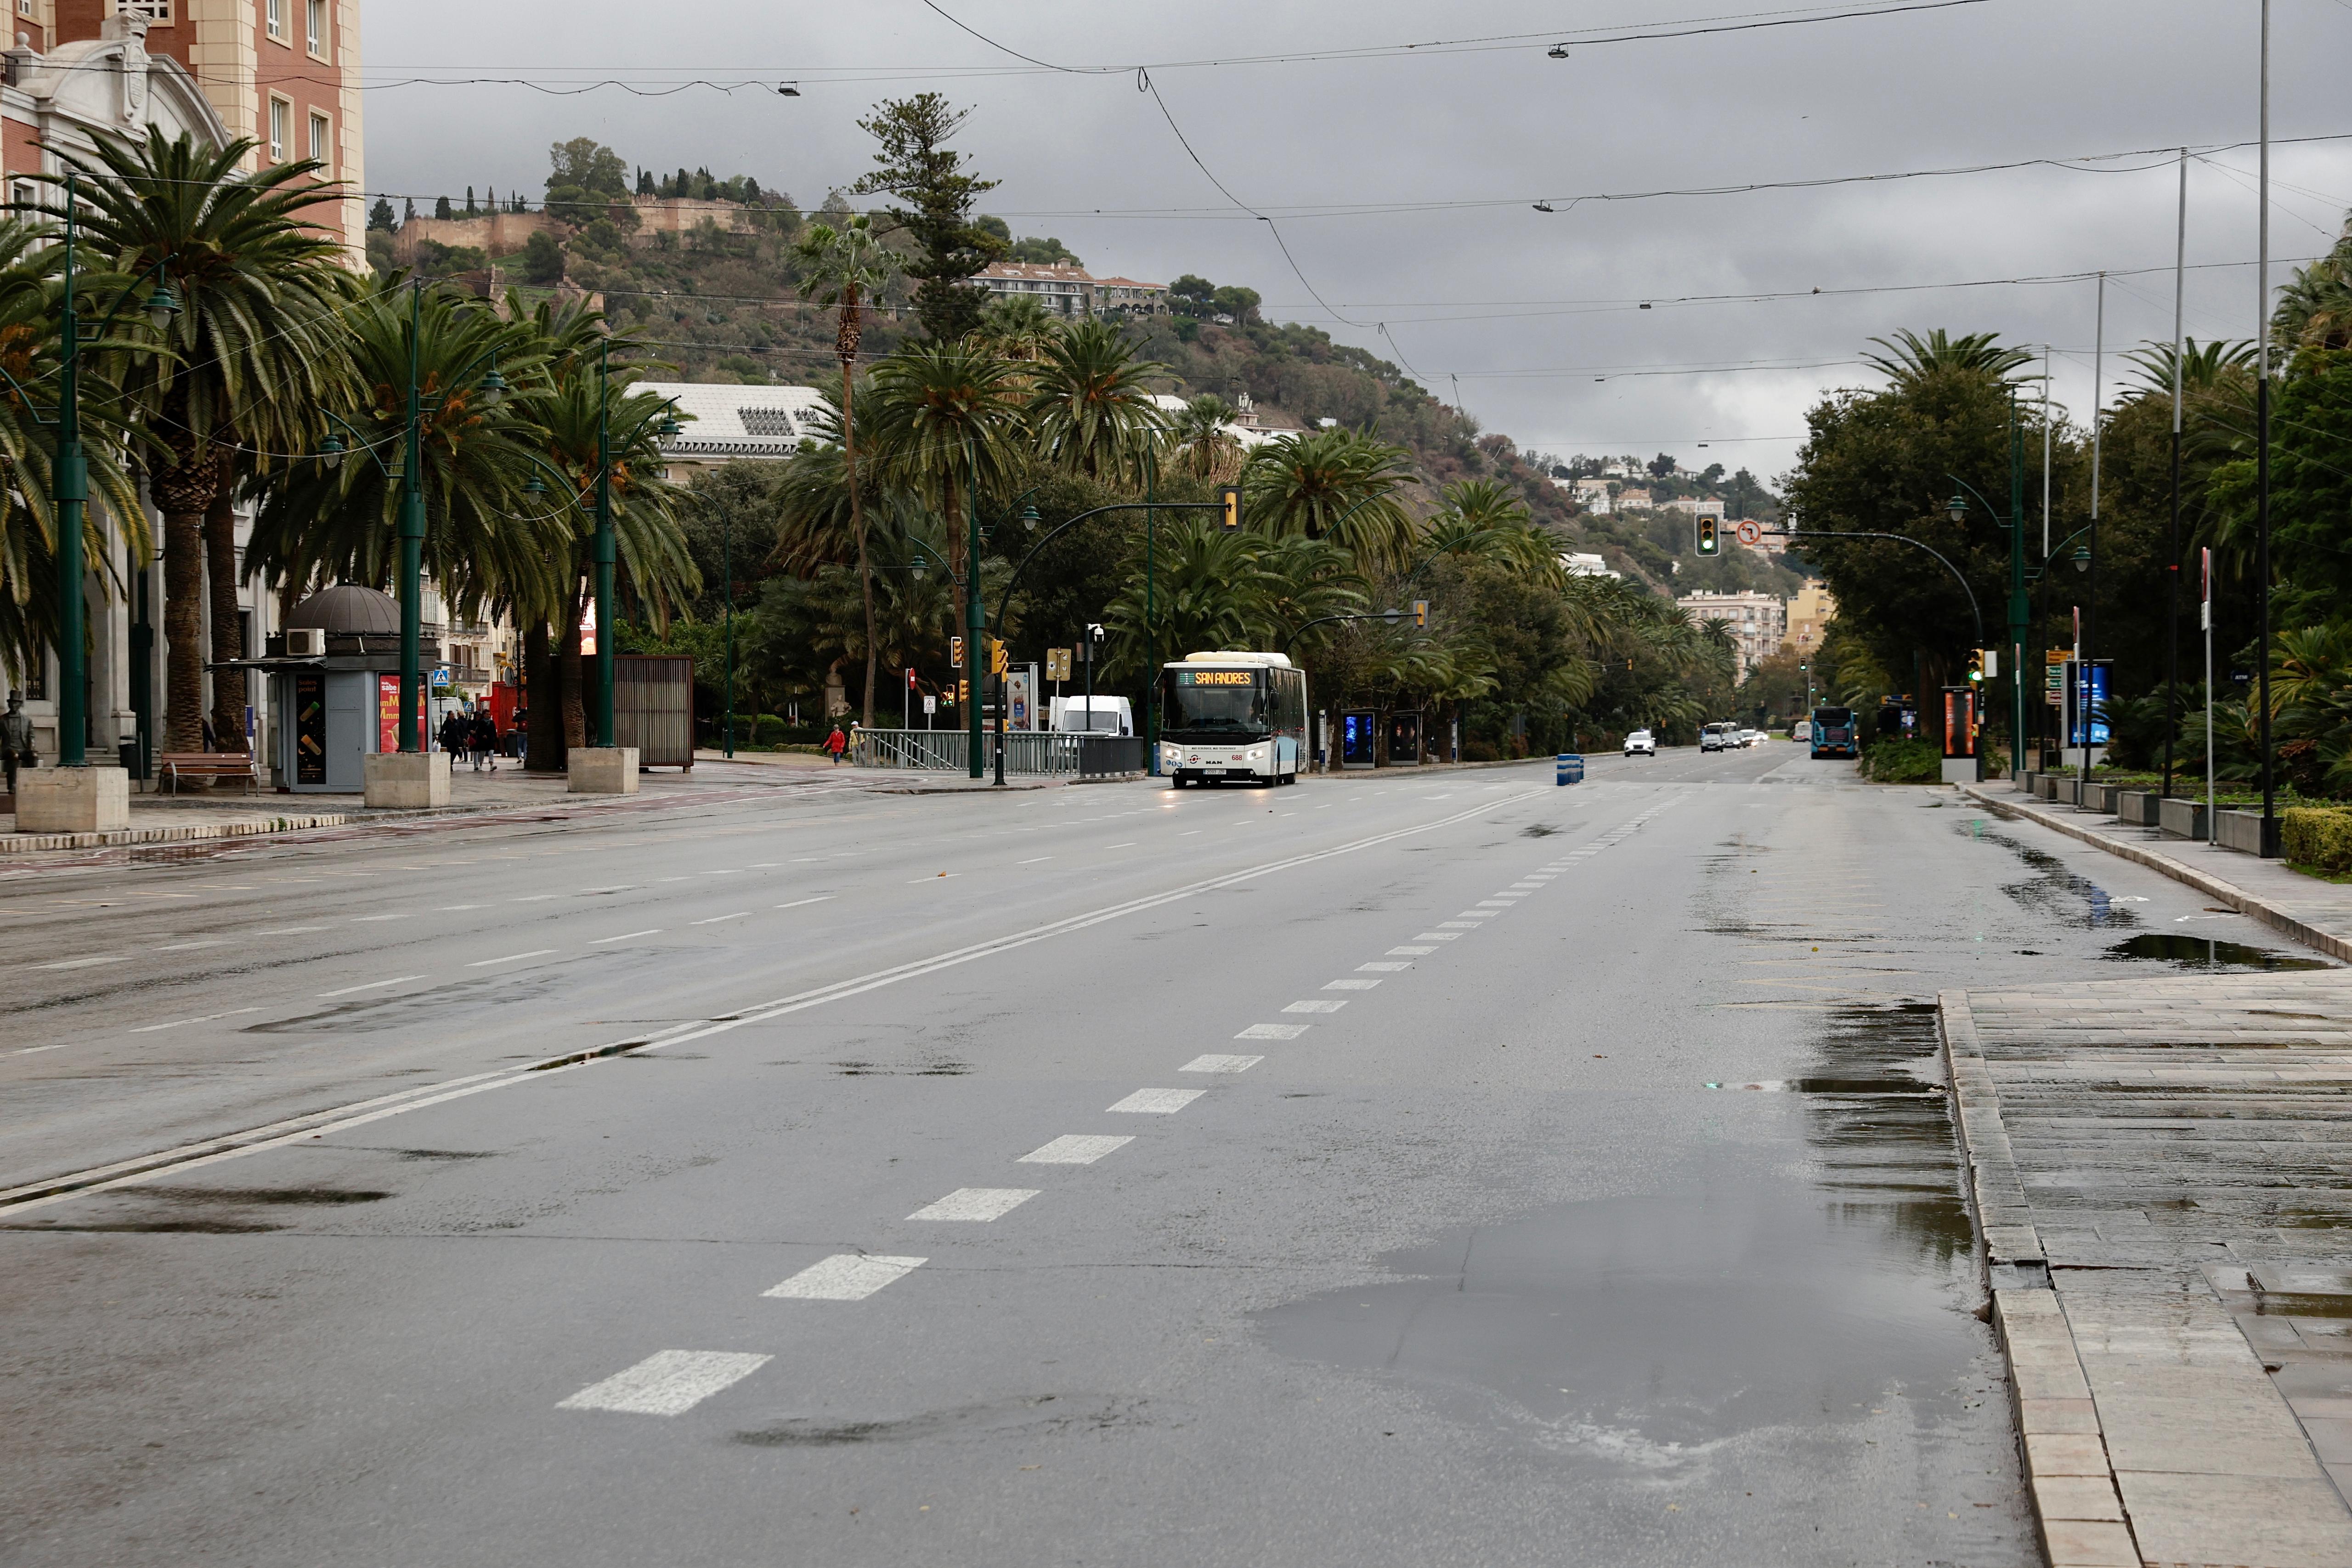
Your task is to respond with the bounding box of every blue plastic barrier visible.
[1556,753,1585,785]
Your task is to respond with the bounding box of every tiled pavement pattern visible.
[1947,974,2352,1568]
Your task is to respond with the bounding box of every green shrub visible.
[2282,807,2352,872]
[751,713,789,747]
[1860,737,1941,784]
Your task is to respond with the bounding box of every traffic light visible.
[1219,484,1241,531]
[1412,599,1428,629]
[1967,650,1984,683]
[1696,515,1719,556]
[990,640,1008,676]
[950,635,964,669]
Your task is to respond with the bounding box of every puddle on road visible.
[2103,933,2331,970]
[1960,823,2141,928]
[1258,1005,1981,1456]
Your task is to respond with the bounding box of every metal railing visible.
[852,729,1144,778]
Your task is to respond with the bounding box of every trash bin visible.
[1556,753,1584,785]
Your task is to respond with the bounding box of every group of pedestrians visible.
[436,705,502,772]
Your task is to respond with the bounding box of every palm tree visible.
[246,283,563,634]
[796,215,899,727]
[0,218,149,689]
[51,128,355,753]
[973,293,1063,365]
[1027,319,1169,485]
[865,341,1026,637]
[2272,218,2352,354]
[513,299,698,757]
[1242,426,1418,571]
[1166,393,1241,482]
[1861,328,2034,392]
[1420,479,1562,579]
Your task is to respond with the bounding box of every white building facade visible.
[1677,589,1788,682]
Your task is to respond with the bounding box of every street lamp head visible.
[143,285,179,331]
[2071,545,2092,575]
[317,432,344,470]
[910,555,927,582]
[1021,504,1040,531]
[1946,493,1968,524]
[658,415,683,439]
[476,365,508,409]
[523,472,547,496]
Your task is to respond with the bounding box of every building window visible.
[308,112,329,167]
[305,0,324,56]
[120,0,173,18]
[268,96,289,162]
[265,0,284,40]
[14,1,29,17]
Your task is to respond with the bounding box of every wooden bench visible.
[157,752,261,794]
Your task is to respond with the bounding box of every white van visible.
[1050,695,1133,736]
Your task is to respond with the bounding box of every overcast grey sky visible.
[363,1,2352,487]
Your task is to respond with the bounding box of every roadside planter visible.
[2115,791,2161,827]
[2213,809,2284,858]
[2159,796,2209,840]
[2079,783,2121,815]
[2034,775,2062,802]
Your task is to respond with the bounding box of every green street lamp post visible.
[592,336,617,750]
[26,172,178,768]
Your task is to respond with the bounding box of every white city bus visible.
[1159,651,1309,787]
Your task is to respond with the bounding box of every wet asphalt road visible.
[2,746,2329,1566]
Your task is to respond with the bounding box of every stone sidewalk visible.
[1962,778,2352,962]
[1944,974,2352,1567]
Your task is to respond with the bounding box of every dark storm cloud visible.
[367,0,2352,483]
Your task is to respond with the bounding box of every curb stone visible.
[1940,990,2144,1568]
[0,812,350,854]
[1958,783,2352,964]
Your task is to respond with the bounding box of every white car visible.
[1623,729,1656,757]
[1739,729,1762,747]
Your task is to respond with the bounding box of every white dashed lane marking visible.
[690,913,749,925]
[908,1188,1039,1222]
[1412,932,1460,941]
[556,1351,772,1416]
[1283,999,1346,1013]
[1018,1135,1133,1165]
[1387,945,1437,956]
[1236,1022,1309,1040]
[318,974,424,998]
[126,1007,260,1035]
[1107,1088,1204,1115]
[774,897,831,910]
[1182,1054,1262,1074]
[36,955,133,971]
[1325,978,1382,990]
[589,929,663,945]
[1357,961,1411,973]
[763,1255,926,1301]
[466,949,557,968]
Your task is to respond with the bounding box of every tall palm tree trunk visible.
[524,620,564,772]
[153,436,221,754]
[838,296,878,730]
[204,487,247,753]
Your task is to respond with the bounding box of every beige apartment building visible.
[1677,589,1788,682]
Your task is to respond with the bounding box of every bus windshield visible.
[1162,668,1267,735]
[1813,707,1854,730]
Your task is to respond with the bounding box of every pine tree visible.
[367,195,396,231]
[464,185,477,216]
[434,194,452,220]
[403,196,417,224]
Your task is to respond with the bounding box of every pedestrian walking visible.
[823,724,848,765]
[2,689,34,798]
[509,706,529,760]
[437,708,467,761]
[469,708,498,772]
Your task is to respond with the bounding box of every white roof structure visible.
[639,382,828,464]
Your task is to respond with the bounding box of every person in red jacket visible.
[823,725,848,764]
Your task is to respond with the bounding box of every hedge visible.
[1859,736,1942,784]
[2282,807,2352,872]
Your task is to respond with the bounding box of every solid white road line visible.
[774,897,832,910]
[318,975,425,998]
[589,929,663,945]
[1324,978,1382,991]
[1357,961,1411,973]
[1018,1134,1133,1165]
[1018,856,1053,864]
[1181,1054,1262,1074]
[434,906,486,913]
[348,913,413,923]
[155,940,231,952]
[1412,932,1461,941]
[37,955,133,971]
[1105,841,1136,848]
[249,925,329,935]
[1387,945,1437,956]
[510,894,560,903]
[125,1008,260,1035]
[908,1188,1039,1222]
[466,949,557,968]
[1283,999,1346,1013]
[1236,1023,1309,1040]
[1107,1087,1204,1114]
[690,913,749,925]
[556,1350,772,1415]
[763,1254,926,1301]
